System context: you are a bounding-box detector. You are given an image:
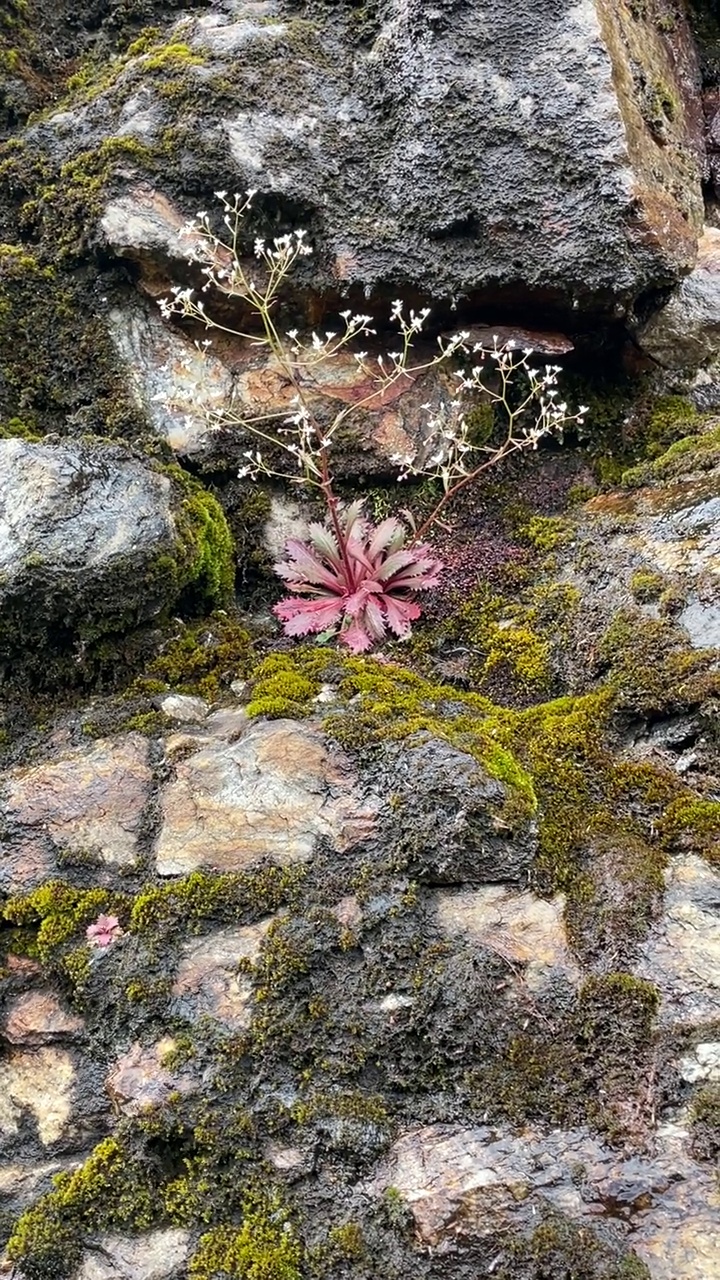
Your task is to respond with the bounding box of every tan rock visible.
[4,734,152,882]
[155,719,377,875]
[371,1122,720,1276]
[75,1228,191,1280]
[172,920,275,1029]
[0,1048,75,1145]
[106,1038,198,1117]
[635,854,720,1023]
[435,886,581,991]
[3,990,84,1045]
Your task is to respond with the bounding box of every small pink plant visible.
[273,501,442,653]
[86,914,123,948]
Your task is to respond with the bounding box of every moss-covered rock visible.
[0,439,235,690]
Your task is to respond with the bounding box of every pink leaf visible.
[363,596,387,641]
[366,517,405,562]
[86,914,123,948]
[276,540,346,591]
[273,595,345,635]
[340,618,374,653]
[383,595,422,638]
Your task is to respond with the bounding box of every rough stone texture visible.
[155,719,378,875]
[369,1122,720,1278]
[638,226,720,368]
[635,854,720,1024]
[570,464,720,656]
[91,0,705,319]
[678,1042,720,1083]
[75,1229,191,1280]
[2,991,84,1046]
[2,733,153,891]
[159,693,209,723]
[0,1048,76,1147]
[435,886,581,992]
[373,736,537,884]
[106,297,235,457]
[172,918,275,1028]
[106,1039,199,1117]
[0,439,187,673]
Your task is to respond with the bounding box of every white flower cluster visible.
[157,192,588,540]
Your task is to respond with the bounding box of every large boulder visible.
[27,0,706,322]
[0,439,234,684]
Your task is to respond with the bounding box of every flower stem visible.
[410,436,524,545]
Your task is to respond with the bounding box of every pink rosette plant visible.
[272,501,442,653]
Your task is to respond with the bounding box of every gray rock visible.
[155,718,379,875]
[2,733,153,892]
[0,439,229,679]
[435,885,580,991]
[368,1121,720,1278]
[373,735,537,884]
[86,0,704,319]
[171,918,276,1029]
[634,854,720,1025]
[638,227,720,368]
[75,1229,191,1280]
[106,297,235,457]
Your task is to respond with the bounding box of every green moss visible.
[497,1210,650,1279]
[489,973,660,1135]
[622,423,720,488]
[118,709,173,735]
[0,415,41,440]
[130,866,305,936]
[0,234,146,436]
[140,612,254,700]
[629,568,666,601]
[642,394,699,458]
[189,1189,302,1280]
[245,668,321,719]
[689,1083,720,1162]
[3,881,129,969]
[327,1222,365,1260]
[599,609,719,714]
[169,467,236,608]
[7,1137,164,1279]
[517,514,571,553]
[659,796,720,865]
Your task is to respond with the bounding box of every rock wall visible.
[1,3,720,1280]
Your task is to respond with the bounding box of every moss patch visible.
[6,1137,163,1279]
[189,1189,302,1280]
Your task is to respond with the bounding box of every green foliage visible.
[3,881,129,972]
[130,866,305,936]
[170,468,236,608]
[629,568,665,602]
[659,796,720,865]
[189,1190,302,1280]
[7,1137,163,1279]
[517,514,571,552]
[599,609,720,714]
[490,973,660,1136]
[622,422,720,488]
[140,612,254,700]
[690,1083,720,1161]
[497,1210,650,1279]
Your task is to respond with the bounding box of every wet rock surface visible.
[369,1122,720,1279]
[4,4,720,1279]
[0,440,175,654]
[155,717,378,875]
[88,0,704,316]
[2,733,154,893]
